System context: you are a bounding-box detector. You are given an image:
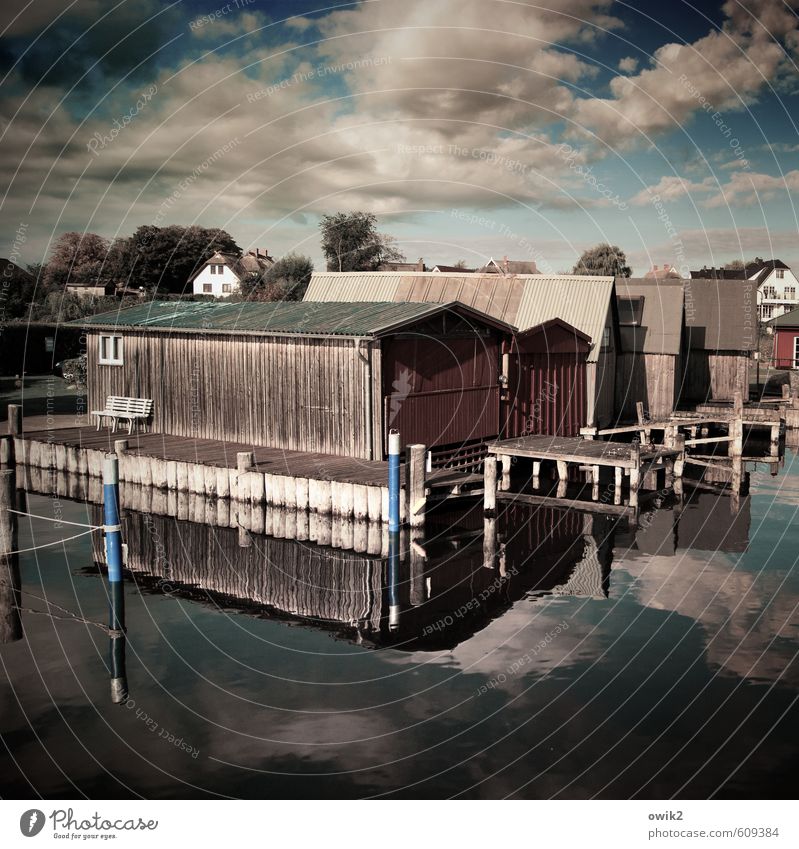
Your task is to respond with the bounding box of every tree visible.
[572,243,631,277]
[723,259,745,270]
[243,253,314,301]
[319,212,404,272]
[121,225,241,293]
[43,232,117,292]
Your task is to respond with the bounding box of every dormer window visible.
[777,268,785,279]
[618,296,644,326]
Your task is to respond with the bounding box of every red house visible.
[768,307,799,369]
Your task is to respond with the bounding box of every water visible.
[1,457,798,799]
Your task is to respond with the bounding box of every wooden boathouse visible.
[303,272,618,428]
[78,299,512,461]
[615,278,683,421]
[502,318,591,437]
[682,278,757,402]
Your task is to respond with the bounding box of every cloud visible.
[571,0,799,147]
[617,55,638,73]
[630,169,799,207]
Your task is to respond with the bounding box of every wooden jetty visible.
[484,434,684,517]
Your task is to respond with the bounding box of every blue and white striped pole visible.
[103,455,127,703]
[103,455,123,583]
[388,429,401,532]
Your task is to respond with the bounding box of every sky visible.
[1,0,799,276]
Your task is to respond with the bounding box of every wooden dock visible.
[0,409,481,527]
[483,433,684,516]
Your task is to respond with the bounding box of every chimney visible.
[502,255,509,273]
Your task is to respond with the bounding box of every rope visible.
[7,509,103,530]
[0,582,124,637]
[5,527,99,555]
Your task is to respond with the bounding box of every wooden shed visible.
[304,271,619,427]
[681,278,757,402]
[615,278,684,421]
[502,318,591,437]
[79,300,512,461]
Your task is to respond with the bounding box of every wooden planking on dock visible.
[487,435,680,469]
[19,425,395,486]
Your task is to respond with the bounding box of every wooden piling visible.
[236,452,253,503]
[406,444,426,530]
[0,469,22,644]
[500,454,512,491]
[7,405,22,436]
[614,466,622,505]
[629,443,641,510]
[484,455,497,515]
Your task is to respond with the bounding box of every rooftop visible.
[74,299,512,338]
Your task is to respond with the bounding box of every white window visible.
[222,283,232,293]
[210,264,217,275]
[602,326,611,349]
[785,287,795,300]
[777,268,785,279]
[99,334,123,365]
[203,283,212,293]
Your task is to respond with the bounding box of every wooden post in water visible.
[500,454,512,491]
[0,469,22,644]
[532,461,541,489]
[7,404,22,436]
[237,452,254,504]
[556,460,568,499]
[730,392,744,497]
[628,443,641,511]
[483,455,497,515]
[591,465,600,501]
[614,466,622,506]
[406,444,426,531]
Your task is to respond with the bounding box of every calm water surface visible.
[2,453,798,799]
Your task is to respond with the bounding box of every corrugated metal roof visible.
[304,271,615,361]
[684,278,758,351]
[515,276,614,362]
[75,300,490,337]
[304,272,403,302]
[616,278,683,355]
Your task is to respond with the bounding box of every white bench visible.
[91,396,153,434]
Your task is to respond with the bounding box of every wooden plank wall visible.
[616,352,678,421]
[588,348,616,427]
[681,350,750,402]
[87,331,381,459]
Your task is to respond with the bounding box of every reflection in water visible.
[6,457,799,800]
[73,482,752,656]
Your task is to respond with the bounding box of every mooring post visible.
[0,469,22,644]
[483,454,497,515]
[103,455,127,703]
[388,429,401,532]
[406,443,426,530]
[103,456,123,583]
[7,404,22,436]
